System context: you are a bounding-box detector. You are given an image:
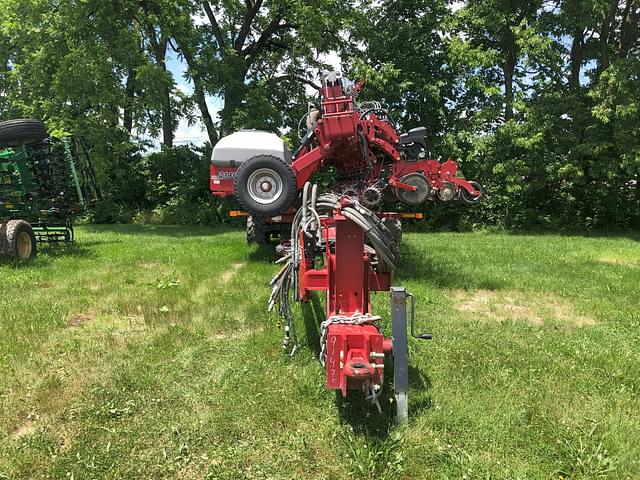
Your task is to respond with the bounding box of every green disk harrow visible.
[0,119,100,258]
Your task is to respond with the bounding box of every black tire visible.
[0,220,37,259]
[460,181,484,205]
[246,216,270,245]
[246,216,256,244]
[395,173,430,206]
[0,119,47,147]
[234,155,297,217]
[381,217,402,247]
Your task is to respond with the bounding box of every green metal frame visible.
[0,136,101,244]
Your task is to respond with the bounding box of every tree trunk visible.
[193,75,217,146]
[199,2,296,137]
[178,43,218,145]
[161,88,173,147]
[502,53,516,121]
[619,0,639,58]
[123,68,135,135]
[502,27,517,122]
[569,27,584,88]
[219,90,244,137]
[597,0,618,76]
[218,58,249,136]
[155,37,173,148]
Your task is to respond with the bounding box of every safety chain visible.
[319,312,381,366]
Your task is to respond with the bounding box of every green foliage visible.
[1,0,639,229]
[345,0,640,230]
[92,144,227,225]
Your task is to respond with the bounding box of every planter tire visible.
[460,181,484,205]
[234,155,297,217]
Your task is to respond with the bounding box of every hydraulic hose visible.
[270,185,400,352]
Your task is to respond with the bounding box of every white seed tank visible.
[211,130,291,168]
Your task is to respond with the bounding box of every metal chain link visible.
[319,313,381,366]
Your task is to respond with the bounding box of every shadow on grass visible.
[408,365,433,416]
[335,363,433,440]
[38,242,96,258]
[301,295,324,357]
[248,243,279,262]
[395,242,505,290]
[405,223,640,242]
[0,242,96,268]
[501,228,640,242]
[82,223,240,238]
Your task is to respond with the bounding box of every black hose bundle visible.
[315,193,399,272]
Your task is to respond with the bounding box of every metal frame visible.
[391,287,410,424]
[210,75,481,202]
[214,72,458,423]
[294,203,426,422]
[0,136,100,249]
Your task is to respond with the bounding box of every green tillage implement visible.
[0,137,101,249]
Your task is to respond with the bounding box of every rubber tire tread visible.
[0,119,47,147]
[460,181,484,205]
[381,217,402,247]
[0,220,37,259]
[234,155,297,217]
[246,216,270,245]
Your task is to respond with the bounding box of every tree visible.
[0,0,637,229]
[169,0,348,142]
[345,0,453,149]
[451,0,543,122]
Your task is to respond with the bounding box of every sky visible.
[166,48,219,147]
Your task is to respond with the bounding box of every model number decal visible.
[213,171,237,181]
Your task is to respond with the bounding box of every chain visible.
[319,313,381,366]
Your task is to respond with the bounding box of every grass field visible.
[0,225,639,479]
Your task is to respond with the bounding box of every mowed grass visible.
[0,225,639,479]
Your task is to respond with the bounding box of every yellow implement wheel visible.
[16,231,33,258]
[1,220,37,259]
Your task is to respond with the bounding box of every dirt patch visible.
[456,289,543,325]
[56,426,77,453]
[12,421,36,439]
[221,262,245,284]
[68,311,97,327]
[454,289,596,328]
[111,314,147,335]
[598,256,638,268]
